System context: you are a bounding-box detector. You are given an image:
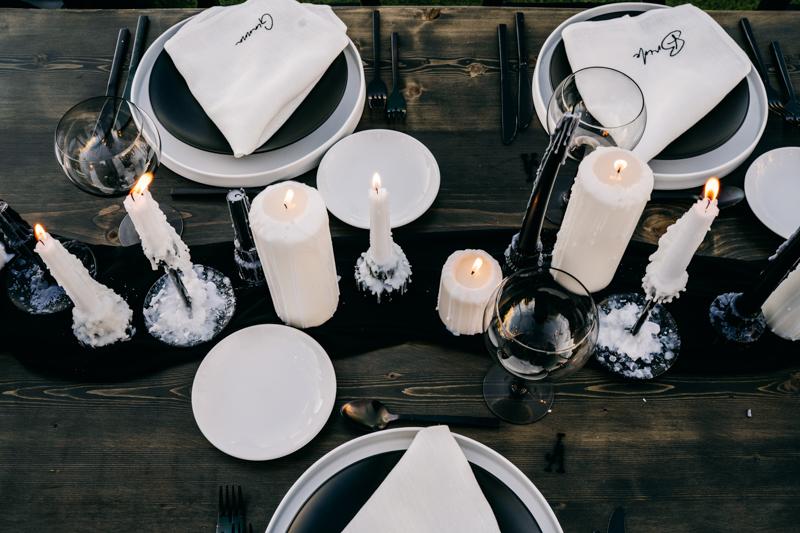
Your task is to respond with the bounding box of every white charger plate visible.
[744,147,800,239]
[191,325,336,461]
[317,130,440,229]
[130,16,365,187]
[265,427,563,533]
[532,3,768,190]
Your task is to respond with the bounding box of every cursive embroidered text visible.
[633,30,685,65]
[235,13,274,46]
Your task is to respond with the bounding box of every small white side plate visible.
[317,130,441,229]
[744,147,800,239]
[191,324,336,461]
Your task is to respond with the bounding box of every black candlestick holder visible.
[143,263,236,347]
[594,293,681,379]
[227,189,265,286]
[1,201,98,314]
[503,112,580,277]
[709,292,766,344]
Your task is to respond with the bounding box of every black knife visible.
[516,13,533,130]
[114,16,148,131]
[607,507,626,533]
[92,28,129,140]
[498,24,517,145]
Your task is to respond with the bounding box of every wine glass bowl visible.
[55,96,160,197]
[483,267,598,423]
[547,67,646,161]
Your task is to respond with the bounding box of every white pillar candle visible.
[122,173,192,274]
[34,225,133,347]
[369,173,393,266]
[642,178,720,303]
[551,147,654,293]
[762,266,800,341]
[249,181,339,329]
[437,250,502,335]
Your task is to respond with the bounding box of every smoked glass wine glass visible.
[55,96,160,197]
[483,267,598,424]
[546,67,646,225]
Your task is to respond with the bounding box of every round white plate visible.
[317,130,441,229]
[131,17,365,187]
[532,3,768,190]
[265,427,563,533]
[744,147,800,239]
[191,324,336,461]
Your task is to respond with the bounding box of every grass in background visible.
[157,0,800,10]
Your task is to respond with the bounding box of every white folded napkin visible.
[165,0,349,158]
[562,4,751,162]
[342,426,501,533]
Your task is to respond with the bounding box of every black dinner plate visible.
[287,450,542,533]
[548,10,750,161]
[148,50,349,155]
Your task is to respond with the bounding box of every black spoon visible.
[340,399,501,431]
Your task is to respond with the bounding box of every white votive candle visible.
[249,181,339,329]
[437,250,502,335]
[762,266,800,341]
[369,173,393,266]
[551,147,654,293]
[642,178,720,303]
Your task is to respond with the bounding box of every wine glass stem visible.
[511,378,528,396]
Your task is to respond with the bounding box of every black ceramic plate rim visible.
[546,8,750,161]
[286,449,540,533]
[148,49,349,156]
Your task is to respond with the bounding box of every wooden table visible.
[1,7,799,533]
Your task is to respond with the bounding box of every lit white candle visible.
[437,250,502,335]
[369,172,393,267]
[122,173,192,273]
[249,181,339,328]
[551,147,654,293]
[642,178,720,303]
[762,265,800,341]
[34,224,132,347]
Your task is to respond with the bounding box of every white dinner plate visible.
[191,325,336,461]
[317,130,441,229]
[131,16,365,187]
[265,427,563,533]
[744,147,800,239]
[532,3,768,190]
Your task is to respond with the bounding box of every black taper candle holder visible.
[226,189,265,286]
[503,112,580,276]
[0,200,47,271]
[736,226,800,316]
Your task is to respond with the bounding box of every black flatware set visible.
[498,13,533,145]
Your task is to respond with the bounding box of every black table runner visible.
[1,228,795,381]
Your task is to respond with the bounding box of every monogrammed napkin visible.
[165,0,349,157]
[342,426,501,533]
[562,4,751,162]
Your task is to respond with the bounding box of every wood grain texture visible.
[1,7,800,533]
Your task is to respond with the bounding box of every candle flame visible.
[703,177,720,202]
[471,257,483,275]
[614,160,627,172]
[372,172,381,191]
[131,173,153,196]
[283,189,294,209]
[34,223,46,241]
